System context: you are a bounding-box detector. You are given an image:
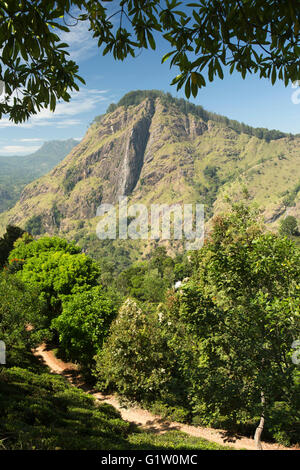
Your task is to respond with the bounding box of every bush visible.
[0,272,47,366]
[279,215,299,237]
[150,402,191,423]
[266,401,300,446]
[94,299,176,402]
[10,237,100,320]
[0,225,25,268]
[52,286,118,366]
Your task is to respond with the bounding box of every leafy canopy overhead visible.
[1,1,300,122]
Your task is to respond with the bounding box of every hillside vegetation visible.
[0,91,300,449]
[103,89,292,141]
[0,203,299,449]
[0,254,229,451]
[0,90,299,267]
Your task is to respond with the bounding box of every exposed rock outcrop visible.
[1,92,300,243]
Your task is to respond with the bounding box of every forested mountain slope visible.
[1,91,299,257]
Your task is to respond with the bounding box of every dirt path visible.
[33,344,291,451]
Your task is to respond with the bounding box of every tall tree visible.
[188,204,300,448]
[0,225,25,268]
[9,236,100,319]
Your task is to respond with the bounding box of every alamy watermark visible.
[292,340,300,365]
[291,81,300,104]
[96,197,204,250]
[0,80,5,100]
[0,341,6,365]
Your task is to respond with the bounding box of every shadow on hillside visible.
[218,429,248,443]
[60,367,90,390]
[142,418,180,433]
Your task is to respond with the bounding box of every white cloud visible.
[0,118,50,129]
[0,145,40,155]
[55,119,82,128]
[0,88,109,129]
[60,20,98,62]
[87,89,108,94]
[59,1,121,62]
[18,138,44,142]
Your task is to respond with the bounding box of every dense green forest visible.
[0,203,299,449]
[0,231,228,450]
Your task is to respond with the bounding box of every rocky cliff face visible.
[1,93,300,244]
[119,99,155,196]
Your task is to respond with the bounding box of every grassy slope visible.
[0,365,230,451]
[1,96,300,259]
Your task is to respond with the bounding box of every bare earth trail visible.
[33,344,292,451]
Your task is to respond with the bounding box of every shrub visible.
[94,299,175,402]
[52,286,118,366]
[25,215,44,235]
[0,272,47,366]
[0,225,25,268]
[10,237,100,320]
[279,215,299,237]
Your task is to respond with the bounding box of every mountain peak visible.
[32,138,79,158]
[1,90,300,251]
[101,89,290,142]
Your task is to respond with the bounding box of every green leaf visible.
[271,66,277,85]
[161,50,176,64]
[185,77,191,98]
[147,31,156,50]
[215,59,224,79]
[208,61,214,82]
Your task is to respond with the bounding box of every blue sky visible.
[1,15,300,155]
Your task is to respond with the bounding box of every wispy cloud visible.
[60,20,98,62]
[55,119,82,128]
[0,145,40,155]
[59,1,122,62]
[18,138,44,143]
[0,88,109,129]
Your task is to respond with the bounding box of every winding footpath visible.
[33,343,294,451]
